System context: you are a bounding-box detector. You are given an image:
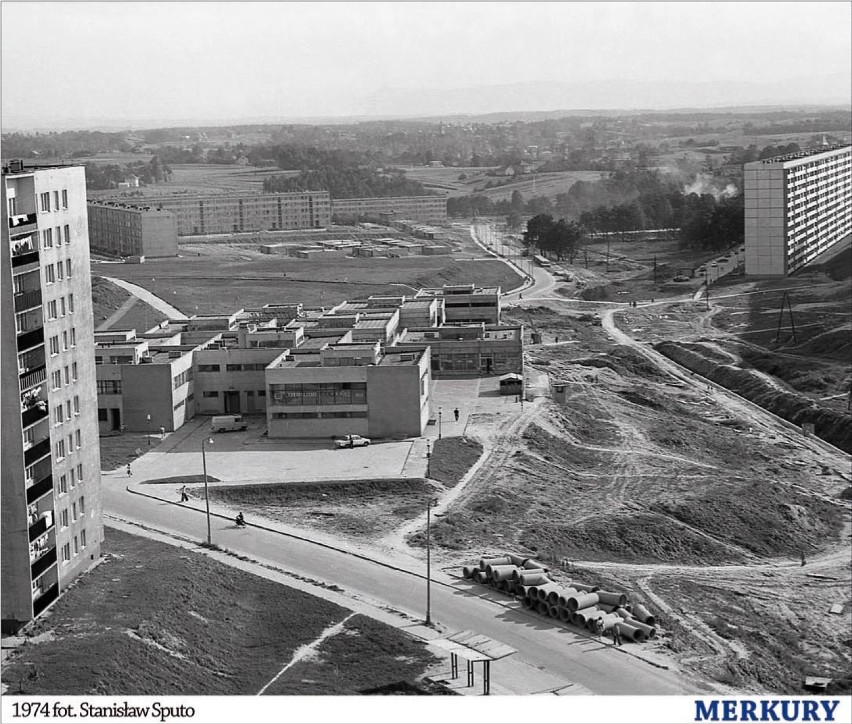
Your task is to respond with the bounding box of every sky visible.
[2,1,851,129]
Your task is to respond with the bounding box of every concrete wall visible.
[140,213,178,257]
[744,165,787,276]
[193,347,283,415]
[366,354,430,439]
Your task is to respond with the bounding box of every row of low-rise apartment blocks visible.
[744,145,851,276]
[94,285,520,440]
[2,162,104,633]
[86,193,448,258]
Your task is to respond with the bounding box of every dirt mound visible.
[787,327,852,360]
[579,285,612,301]
[652,480,844,558]
[520,512,743,564]
[657,341,852,453]
[570,345,668,380]
[615,386,668,410]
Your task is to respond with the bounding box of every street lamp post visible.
[425,438,431,478]
[438,407,442,439]
[146,414,151,445]
[425,497,438,626]
[201,437,213,546]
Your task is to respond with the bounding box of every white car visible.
[335,434,371,449]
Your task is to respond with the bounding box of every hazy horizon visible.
[2,2,851,132]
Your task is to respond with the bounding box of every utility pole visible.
[653,254,657,288]
[774,291,797,344]
[425,498,438,626]
[201,437,214,546]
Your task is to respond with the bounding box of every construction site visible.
[203,226,851,695]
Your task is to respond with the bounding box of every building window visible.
[76,430,82,448]
[70,328,76,347]
[62,190,68,209]
[47,300,57,320]
[96,380,122,395]
[202,391,219,398]
[173,370,190,389]
[40,192,51,212]
[66,400,72,419]
[66,259,72,277]
[72,501,78,521]
[72,362,78,380]
[80,496,85,514]
[45,266,55,284]
[60,297,66,316]
[56,439,66,460]
[54,405,64,425]
[258,389,266,397]
[62,543,71,563]
[198,364,220,372]
[44,228,54,247]
[64,366,71,384]
[81,529,87,548]
[74,395,80,415]
[51,370,62,389]
[98,408,108,422]
[59,474,68,494]
[54,191,60,210]
[73,535,79,555]
[62,331,68,350]
[77,463,83,481]
[60,509,69,529]
[70,468,76,487]
[57,261,64,280]
[68,293,75,313]
[64,224,71,243]
[50,335,60,356]
[226,364,242,371]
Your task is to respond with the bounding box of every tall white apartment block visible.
[2,162,104,632]
[744,145,852,276]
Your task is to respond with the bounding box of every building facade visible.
[415,284,501,324]
[2,163,104,632]
[744,145,852,276]
[87,202,178,257]
[124,191,331,236]
[331,196,448,223]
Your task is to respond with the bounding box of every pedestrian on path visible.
[179,485,189,502]
[126,463,132,477]
[453,407,460,422]
[800,549,806,567]
[612,623,623,647]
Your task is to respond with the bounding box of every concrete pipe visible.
[596,591,628,607]
[523,559,548,571]
[631,604,656,626]
[536,600,550,616]
[548,604,560,619]
[516,584,532,598]
[504,553,527,566]
[614,607,632,620]
[505,580,517,595]
[558,607,572,623]
[615,621,646,643]
[480,555,512,570]
[474,570,489,584]
[517,572,550,587]
[495,580,509,592]
[462,565,476,579]
[598,613,622,632]
[557,588,580,608]
[598,604,617,614]
[572,583,599,593]
[626,619,657,639]
[567,592,600,613]
[513,568,546,581]
[522,595,536,610]
[546,589,562,606]
[572,606,601,628]
[536,583,561,601]
[488,564,518,582]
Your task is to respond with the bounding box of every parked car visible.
[211,415,247,433]
[335,434,371,449]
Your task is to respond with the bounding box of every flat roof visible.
[378,350,425,366]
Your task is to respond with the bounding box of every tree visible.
[510,190,525,211]
[506,211,523,232]
[539,219,585,261]
[522,214,555,251]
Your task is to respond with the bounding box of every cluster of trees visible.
[262,161,430,199]
[1,130,131,159]
[84,156,171,190]
[522,215,586,261]
[726,143,802,165]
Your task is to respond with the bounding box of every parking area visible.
[104,375,527,492]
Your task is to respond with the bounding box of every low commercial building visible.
[394,324,523,376]
[87,201,178,257]
[415,284,501,324]
[331,196,447,223]
[266,343,431,439]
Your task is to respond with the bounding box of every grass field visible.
[2,528,439,695]
[94,254,524,314]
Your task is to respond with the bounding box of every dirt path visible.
[101,276,188,320]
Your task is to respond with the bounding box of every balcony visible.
[9,212,37,233]
[33,583,59,616]
[30,546,57,579]
[26,473,53,505]
[17,327,44,352]
[20,363,47,392]
[21,402,48,428]
[28,515,54,542]
[24,438,51,468]
[14,289,42,313]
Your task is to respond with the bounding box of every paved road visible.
[101,276,188,319]
[103,480,691,695]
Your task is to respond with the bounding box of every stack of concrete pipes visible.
[462,554,658,643]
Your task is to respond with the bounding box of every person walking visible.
[595,618,605,640]
[126,463,132,477]
[179,485,189,502]
[612,623,623,647]
[453,407,460,423]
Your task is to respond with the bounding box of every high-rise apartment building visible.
[2,162,104,633]
[88,201,178,257]
[744,145,852,276]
